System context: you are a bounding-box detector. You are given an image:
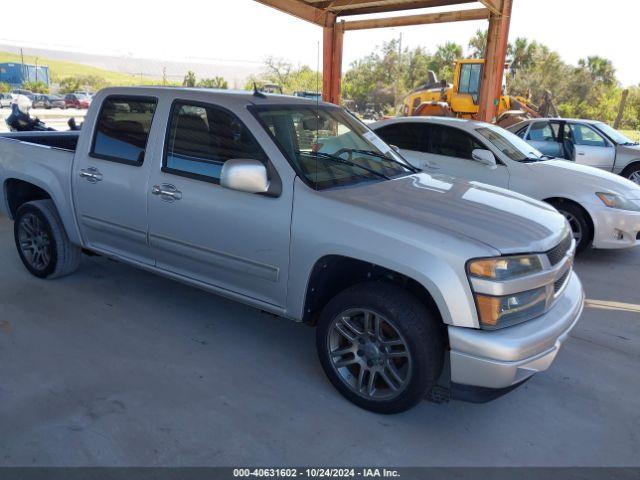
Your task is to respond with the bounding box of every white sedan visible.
[371,117,640,252]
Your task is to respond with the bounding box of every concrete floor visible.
[0,215,638,467]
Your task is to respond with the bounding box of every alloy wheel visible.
[629,170,640,185]
[18,213,52,271]
[561,211,583,246]
[327,308,412,400]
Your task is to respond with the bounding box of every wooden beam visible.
[477,0,503,15]
[342,7,489,30]
[253,0,334,26]
[322,20,344,104]
[335,0,475,16]
[477,0,512,122]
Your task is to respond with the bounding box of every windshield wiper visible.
[309,152,391,180]
[340,148,421,173]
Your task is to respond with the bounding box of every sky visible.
[1,0,638,86]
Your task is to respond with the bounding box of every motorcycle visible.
[5,103,82,132]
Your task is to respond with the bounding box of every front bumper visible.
[447,272,584,392]
[590,203,640,249]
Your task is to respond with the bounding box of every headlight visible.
[467,254,556,329]
[596,192,640,212]
[474,288,548,330]
[468,255,543,280]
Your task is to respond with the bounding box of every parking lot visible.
[0,213,638,467]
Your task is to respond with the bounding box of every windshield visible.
[476,123,545,162]
[253,105,414,189]
[594,122,636,145]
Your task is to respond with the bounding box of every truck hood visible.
[326,173,569,254]
[528,160,640,199]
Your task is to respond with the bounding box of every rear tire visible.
[316,282,444,414]
[14,200,81,279]
[622,164,640,185]
[548,200,592,253]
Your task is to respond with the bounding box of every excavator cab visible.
[450,59,484,115]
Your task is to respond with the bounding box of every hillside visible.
[0,50,156,86]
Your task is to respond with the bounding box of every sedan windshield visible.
[476,123,545,162]
[252,105,415,189]
[594,122,637,145]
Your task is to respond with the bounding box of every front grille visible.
[546,233,572,266]
[554,269,570,294]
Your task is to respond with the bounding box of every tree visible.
[59,77,82,94]
[182,71,197,87]
[468,29,487,59]
[578,56,617,86]
[430,42,463,82]
[247,58,321,96]
[508,38,538,74]
[0,82,10,93]
[198,76,229,89]
[22,81,49,93]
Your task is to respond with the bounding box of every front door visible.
[567,122,616,170]
[525,120,564,158]
[146,100,292,307]
[72,94,159,264]
[404,123,510,188]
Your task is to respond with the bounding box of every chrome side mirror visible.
[472,149,497,167]
[220,159,269,194]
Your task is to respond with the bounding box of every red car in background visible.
[64,93,91,109]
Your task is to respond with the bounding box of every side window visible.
[528,121,558,142]
[429,125,483,160]
[164,102,268,183]
[375,123,423,151]
[514,126,528,139]
[91,96,157,165]
[569,124,607,147]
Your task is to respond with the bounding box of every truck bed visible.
[0,131,80,152]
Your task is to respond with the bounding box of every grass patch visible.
[0,50,156,86]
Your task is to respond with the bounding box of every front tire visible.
[14,200,81,279]
[622,164,640,185]
[549,200,592,253]
[316,282,444,414]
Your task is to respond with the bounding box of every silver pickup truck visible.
[0,87,584,413]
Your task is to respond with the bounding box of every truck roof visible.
[95,86,333,108]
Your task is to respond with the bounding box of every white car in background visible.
[507,118,640,185]
[372,117,640,252]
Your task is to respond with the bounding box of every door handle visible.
[79,167,103,183]
[577,152,585,156]
[152,184,182,202]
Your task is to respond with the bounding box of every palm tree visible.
[509,38,538,74]
[468,29,487,59]
[579,56,616,85]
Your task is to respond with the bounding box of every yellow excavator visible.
[401,59,542,127]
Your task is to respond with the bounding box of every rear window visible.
[91,96,158,165]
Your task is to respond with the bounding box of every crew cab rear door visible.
[72,94,159,264]
[146,99,292,308]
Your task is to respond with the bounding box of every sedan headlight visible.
[596,192,640,212]
[467,254,554,330]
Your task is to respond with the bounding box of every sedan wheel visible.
[328,308,412,401]
[629,170,640,185]
[562,211,583,247]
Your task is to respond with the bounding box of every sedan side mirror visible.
[220,159,270,194]
[472,149,497,167]
[390,144,401,154]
